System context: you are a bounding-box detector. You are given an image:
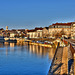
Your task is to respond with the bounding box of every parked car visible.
[36,41,41,43]
[32,40,35,43]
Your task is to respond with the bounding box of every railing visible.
[69,43,75,75]
[70,43,75,56]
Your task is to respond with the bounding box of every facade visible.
[0,28,4,36]
[9,30,17,38]
[42,27,49,37]
[0,22,74,39]
[27,28,43,38]
[10,33,15,38]
[71,22,75,39]
[49,23,71,37]
[37,29,43,38]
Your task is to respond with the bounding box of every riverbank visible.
[29,42,52,48]
[29,38,55,42]
[48,39,75,75]
[48,43,68,75]
[28,38,58,48]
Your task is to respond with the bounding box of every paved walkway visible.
[68,45,74,75]
[48,46,68,75]
[48,39,75,75]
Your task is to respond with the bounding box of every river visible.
[0,42,55,75]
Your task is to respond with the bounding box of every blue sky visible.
[0,0,75,29]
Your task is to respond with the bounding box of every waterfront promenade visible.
[48,39,75,75]
[48,43,68,75]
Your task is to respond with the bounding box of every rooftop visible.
[49,22,72,27]
[28,27,43,32]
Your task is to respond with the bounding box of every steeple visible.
[6,26,8,30]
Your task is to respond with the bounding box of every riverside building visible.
[27,27,43,38]
[49,23,71,38]
[71,22,75,39]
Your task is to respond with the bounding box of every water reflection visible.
[0,42,4,47]
[6,47,8,55]
[0,42,56,60]
[29,45,56,60]
[0,42,56,75]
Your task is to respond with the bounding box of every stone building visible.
[49,23,71,37]
[42,27,49,38]
[27,27,43,38]
[27,30,36,38]
[10,33,15,38]
[71,22,75,39]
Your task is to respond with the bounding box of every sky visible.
[0,0,75,29]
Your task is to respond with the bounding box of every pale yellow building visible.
[49,23,71,37]
[42,27,49,38]
[27,22,74,39]
[10,33,15,38]
[27,28,43,38]
[71,22,75,39]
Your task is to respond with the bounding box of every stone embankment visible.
[48,43,69,75]
[48,39,75,75]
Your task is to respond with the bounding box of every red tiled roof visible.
[35,27,43,30]
[27,29,36,32]
[51,22,72,26]
[0,28,4,30]
[28,27,43,32]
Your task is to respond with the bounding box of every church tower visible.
[6,26,8,30]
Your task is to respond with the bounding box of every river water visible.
[0,42,55,75]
